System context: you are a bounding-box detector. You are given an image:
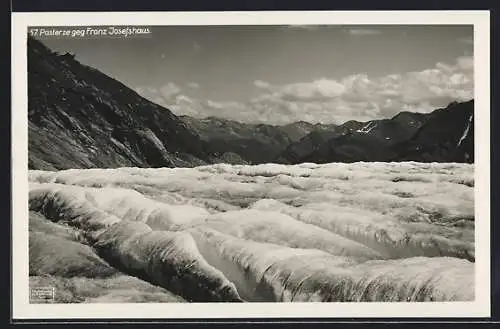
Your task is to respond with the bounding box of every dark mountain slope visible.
[281,111,429,164]
[293,101,474,164]
[180,116,336,164]
[275,120,363,164]
[28,37,211,170]
[392,100,474,163]
[180,116,291,164]
[280,121,337,142]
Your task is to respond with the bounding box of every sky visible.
[40,25,474,125]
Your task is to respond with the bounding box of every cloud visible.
[274,79,346,102]
[457,56,474,71]
[134,82,185,112]
[135,56,473,125]
[252,56,472,124]
[187,82,200,89]
[346,28,383,36]
[159,82,181,99]
[134,86,158,95]
[254,80,271,89]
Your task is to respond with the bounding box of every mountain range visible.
[27,37,474,171]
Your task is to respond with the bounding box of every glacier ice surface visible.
[28,162,475,302]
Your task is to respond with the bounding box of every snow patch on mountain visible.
[457,114,473,147]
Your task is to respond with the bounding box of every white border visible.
[11,11,491,319]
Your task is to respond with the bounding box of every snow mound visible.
[29,183,209,233]
[252,199,474,261]
[189,228,473,302]
[193,209,382,260]
[94,221,242,302]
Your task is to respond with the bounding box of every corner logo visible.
[30,287,55,303]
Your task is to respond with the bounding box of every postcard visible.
[11,10,491,319]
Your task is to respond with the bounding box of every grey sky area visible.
[40,25,474,125]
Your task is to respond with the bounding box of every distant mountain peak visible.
[277,100,473,164]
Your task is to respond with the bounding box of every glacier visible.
[28,162,475,303]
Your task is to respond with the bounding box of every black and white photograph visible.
[11,11,490,319]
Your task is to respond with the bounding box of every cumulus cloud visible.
[134,84,250,120]
[240,56,473,124]
[135,56,473,125]
[457,56,474,71]
[251,56,473,124]
[159,82,181,98]
[254,80,271,89]
[134,83,193,115]
[277,79,346,102]
[187,82,200,89]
